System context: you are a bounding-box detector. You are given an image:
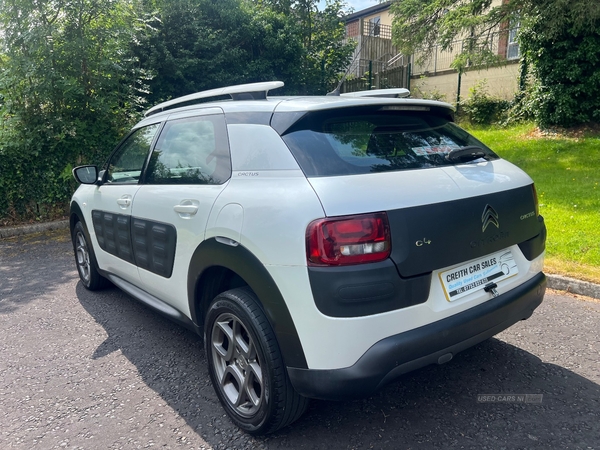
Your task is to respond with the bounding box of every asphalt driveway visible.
[1,229,598,449]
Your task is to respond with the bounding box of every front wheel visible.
[72,221,109,290]
[205,287,308,435]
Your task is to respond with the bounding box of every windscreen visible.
[281,107,498,177]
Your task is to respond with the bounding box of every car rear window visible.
[280,107,498,177]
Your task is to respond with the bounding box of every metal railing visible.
[342,60,409,93]
[411,30,520,76]
[344,21,399,79]
[341,21,520,93]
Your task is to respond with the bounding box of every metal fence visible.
[342,20,409,92]
[342,61,409,93]
[344,22,401,79]
[411,30,520,76]
[340,22,521,93]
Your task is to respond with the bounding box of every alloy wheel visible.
[75,231,91,283]
[211,312,263,418]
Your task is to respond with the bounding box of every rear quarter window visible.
[281,107,498,177]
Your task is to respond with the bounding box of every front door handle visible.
[116,195,132,209]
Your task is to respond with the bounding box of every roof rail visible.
[144,81,284,117]
[341,88,410,99]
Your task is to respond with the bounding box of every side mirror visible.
[73,165,99,184]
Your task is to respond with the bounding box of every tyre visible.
[205,287,309,435]
[72,221,109,290]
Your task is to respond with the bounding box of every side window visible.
[106,124,160,184]
[145,114,231,185]
[369,16,381,37]
[507,19,521,60]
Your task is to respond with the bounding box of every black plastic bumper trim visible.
[308,260,431,317]
[518,216,547,261]
[287,272,546,400]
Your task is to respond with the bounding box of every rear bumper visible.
[288,272,546,400]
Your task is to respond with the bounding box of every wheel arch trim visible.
[187,238,308,369]
[70,201,85,232]
[70,202,95,254]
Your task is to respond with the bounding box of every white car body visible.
[70,82,547,434]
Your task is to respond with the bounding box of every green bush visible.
[0,0,148,225]
[411,76,448,101]
[460,80,510,125]
[519,18,600,128]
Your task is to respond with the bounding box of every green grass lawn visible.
[465,123,600,284]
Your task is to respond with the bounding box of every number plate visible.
[439,250,518,302]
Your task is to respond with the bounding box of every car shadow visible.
[77,284,600,449]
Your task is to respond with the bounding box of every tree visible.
[0,0,353,222]
[390,0,600,127]
[0,0,151,222]
[134,0,305,103]
[518,14,600,127]
[295,0,355,94]
[391,0,600,62]
[135,0,354,101]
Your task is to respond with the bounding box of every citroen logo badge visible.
[481,204,499,232]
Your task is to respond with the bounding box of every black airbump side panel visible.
[91,210,177,277]
[92,210,135,264]
[132,218,177,278]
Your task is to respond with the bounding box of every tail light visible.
[306,212,391,266]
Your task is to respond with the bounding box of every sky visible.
[317,0,384,13]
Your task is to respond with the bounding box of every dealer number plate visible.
[439,250,518,302]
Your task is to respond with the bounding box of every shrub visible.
[519,17,600,128]
[411,76,448,101]
[460,80,510,125]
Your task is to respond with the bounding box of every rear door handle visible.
[174,200,199,217]
[174,204,198,214]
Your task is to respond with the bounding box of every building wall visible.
[344,0,519,98]
[411,62,520,103]
[362,9,393,27]
[352,0,502,37]
[346,20,360,37]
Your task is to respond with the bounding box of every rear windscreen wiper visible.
[446,146,488,163]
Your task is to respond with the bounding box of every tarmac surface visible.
[2,219,598,300]
[0,225,599,449]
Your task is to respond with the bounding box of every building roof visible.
[343,1,392,23]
